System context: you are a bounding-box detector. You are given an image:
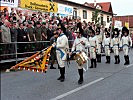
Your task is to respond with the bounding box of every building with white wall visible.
[54,0,113,28]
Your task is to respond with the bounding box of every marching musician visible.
[55,25,69,82]
[120,27,132,65]
[88,29,99,68]
[95,27,102,63]
[111,28,121,64]
[102,31,111,63]
[71,28,89,84]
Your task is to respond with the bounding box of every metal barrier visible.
[0,41,50,64]
[0,40,74,64]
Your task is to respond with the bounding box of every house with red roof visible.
[54,0,113,28]
[84,2,113,28]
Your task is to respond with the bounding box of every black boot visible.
[60,67,65,82]
[96,54,98,62]
[57,67,65,82]
[114,56,117,64]
[90,59,93,68]
[124,56,127,65]
[106,56,110,64]
[126,55,130,65]
[106,56,108,63]
[97,54,101,63]
[117,55,120,64]
[78,69,84,84]
[93,59,97,68]
[99,54,101,63]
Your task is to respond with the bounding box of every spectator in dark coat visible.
[10,21,18,54]
[17,23,28,53]
[47,24,54,41]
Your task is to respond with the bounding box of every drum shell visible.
[74,52,87,66]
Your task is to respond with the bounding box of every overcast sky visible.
[70,0,133,16]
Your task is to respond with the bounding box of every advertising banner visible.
[58,4,73,16]
[0,0,18,7]
[20,0,58,13]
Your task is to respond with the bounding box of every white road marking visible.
[50,78,104,100]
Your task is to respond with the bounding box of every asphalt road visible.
[1,50,133,100]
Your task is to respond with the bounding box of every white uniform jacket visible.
[71,37,90,52]
[89,36,99,49]
[95,34,102,51]
[102,37,111,56]
[102,37,111,48]
[56,33,69,61]
[111,37,120,48]
[120,36,132,48]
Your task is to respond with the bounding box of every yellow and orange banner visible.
[20,0,58,13]
[10,46,53,73]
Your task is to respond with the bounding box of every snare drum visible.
[74,51,88,66]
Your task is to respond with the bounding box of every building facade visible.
[54,0,113,28]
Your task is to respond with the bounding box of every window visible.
[83,10,87,19]
[107,16,110,23]
[73,8,77,19]
[92,12,94,21]
[101,14,103,25]
[110,18,112,22]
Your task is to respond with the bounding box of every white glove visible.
[52,42,56,47]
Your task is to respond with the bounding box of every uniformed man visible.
[56,25,69,82]
[26,21,34,42]
[71,28,89,84]
[10,21,18,55]
[33,21,42,41]
[33,21,42,50]
[95,27,102,63]
[41,22,47,41]
[111,28,120,64]
[102,31,111,63]
[88,29,98,68]
[26,21,35,51]
[120,27,132,65]
[10,21,18,42]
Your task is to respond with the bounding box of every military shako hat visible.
[122,26,129,35]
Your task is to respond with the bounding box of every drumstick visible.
[72,41,83,51]
[75,41,83,47]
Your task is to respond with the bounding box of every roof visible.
[84,2,113,14]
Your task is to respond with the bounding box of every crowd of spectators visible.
[1,7,131,60]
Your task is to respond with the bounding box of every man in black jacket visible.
[17,23,28,53]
